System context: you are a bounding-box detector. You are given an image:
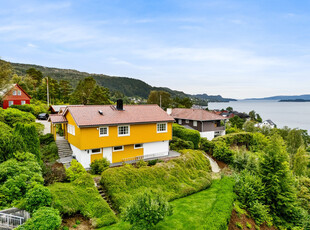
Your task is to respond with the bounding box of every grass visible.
[100,149,212,211]
[99,177,235,230]
[49,174,117,228]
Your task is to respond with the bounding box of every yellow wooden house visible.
[49,101,174,168]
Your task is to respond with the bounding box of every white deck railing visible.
[0,208,30,229]
[122,152,167,163]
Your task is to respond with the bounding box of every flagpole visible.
[47,77,49,107]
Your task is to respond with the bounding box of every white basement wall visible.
[200,131,215,141]
[143,141,169,158]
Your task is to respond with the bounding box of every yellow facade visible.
[112,144,144,163]
[91,153,103,163]
[64,110,172,163]
[65,111,172,150]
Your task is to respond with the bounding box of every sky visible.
[1,0,310,99]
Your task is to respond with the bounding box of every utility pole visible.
[160,94,162,108]
[47,77,49,107]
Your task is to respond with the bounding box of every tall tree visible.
[260,135,297,222]
[26,68,43,83]
[293,147,308,176]
[88,85,111,105]
[0,59,12,91]
[147,90,171,109]
[59,80,73,103]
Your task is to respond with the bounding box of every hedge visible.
[49,174,117,228]
[169,136,194,151]
[100,149,212,211]
[172,124,201,149]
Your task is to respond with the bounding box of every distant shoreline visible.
[279,99,310,102]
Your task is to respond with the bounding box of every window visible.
[118,125,130,136]
[68,124,75,136]
[21,101,26,105]
[178,119,182,125]
[113,146,124,152]
[92,148,101,153]
[99,126,109,137]
[193,121,197,127]
[12,90,16,95]
[8,101,13,107]
[134,144,143,149]
[157,123,167,133]
[185,120,189,123]
[17,90,21,95]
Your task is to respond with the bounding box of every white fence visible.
[122,152,168,163]
[0,208,30,229]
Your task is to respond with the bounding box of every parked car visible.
[37,113,49,120]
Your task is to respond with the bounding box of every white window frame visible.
[68,124,75,136]
[193,121,197,127]
[8,101,14,106]
[178,119,182,125]
[17,90,21,95]
[21,101,26,105]
[134,144,143,149]
[185,120,189,123]
[118,125,130,137]
[99,126,109,137]
[113,146,124,152]
[92,148,101,153]
[12,90,16,95]
[157,122,167,133]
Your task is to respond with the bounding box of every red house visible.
[1,84,31,109]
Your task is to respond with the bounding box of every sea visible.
[208,100,310,134]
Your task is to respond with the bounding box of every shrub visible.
[147,159,158,166]
[90,158,110,174]
[246,222,252,229]
[135,159,148,168]
[16,207,61,230]
[213,141,234,163]
[249,201,272,226]
[169,136,194,151]
[41,142,58,163]
[172,124,200,149]
[40,134,54,145]
[232,149,259,173]
[0,152,43,207]
[100,149,212,211]
[76,220,81,225]
[234,170,265,207]
[200,137,215,153]
[1,108,35,127]
[66,159,87,181]
[122,191,173,229]
[49,175,117,227]
[11,103,47,117]
[236,222,243,229]
[25,184,52,212]
[43,162,66,185]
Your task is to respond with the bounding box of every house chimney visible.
[116,99,123,111]
[167,108,172,115]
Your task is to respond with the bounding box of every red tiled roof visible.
[64,104,175,127]
[48,114,68,123]
[170,108,226,121]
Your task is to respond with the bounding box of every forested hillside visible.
[10,62,234,101]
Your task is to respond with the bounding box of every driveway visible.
[35,119,50,134]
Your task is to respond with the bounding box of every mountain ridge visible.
[9,61,236,102]
[244,94,310,101]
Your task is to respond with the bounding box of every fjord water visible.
[208,100,310,134]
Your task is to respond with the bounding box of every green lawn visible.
[99,177,235,230]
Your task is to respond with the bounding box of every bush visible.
[41,142,58,163]
[90,158,110,175]
[172,124,201,149]
[213,141,234,163]
[0,152,43,208]
[40,134,54,145]
[66,159,87,181]
[234,170,265,208]
[100,149,212,211]
[11,103,47,117]
[232,149,259,173]
[43,162,66,185]
[249,201,272,226]
[49,174,117,227]
[16,207,61,230]
[0,108,35,127]
[25,184,52,212]
[200,137,215,153]
[147,159,159,166]
[123,191,173,229]
[169,136,194,151]
[135,159,147,168]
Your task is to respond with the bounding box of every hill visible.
[244,94,310,101]
[10,62,235,102]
